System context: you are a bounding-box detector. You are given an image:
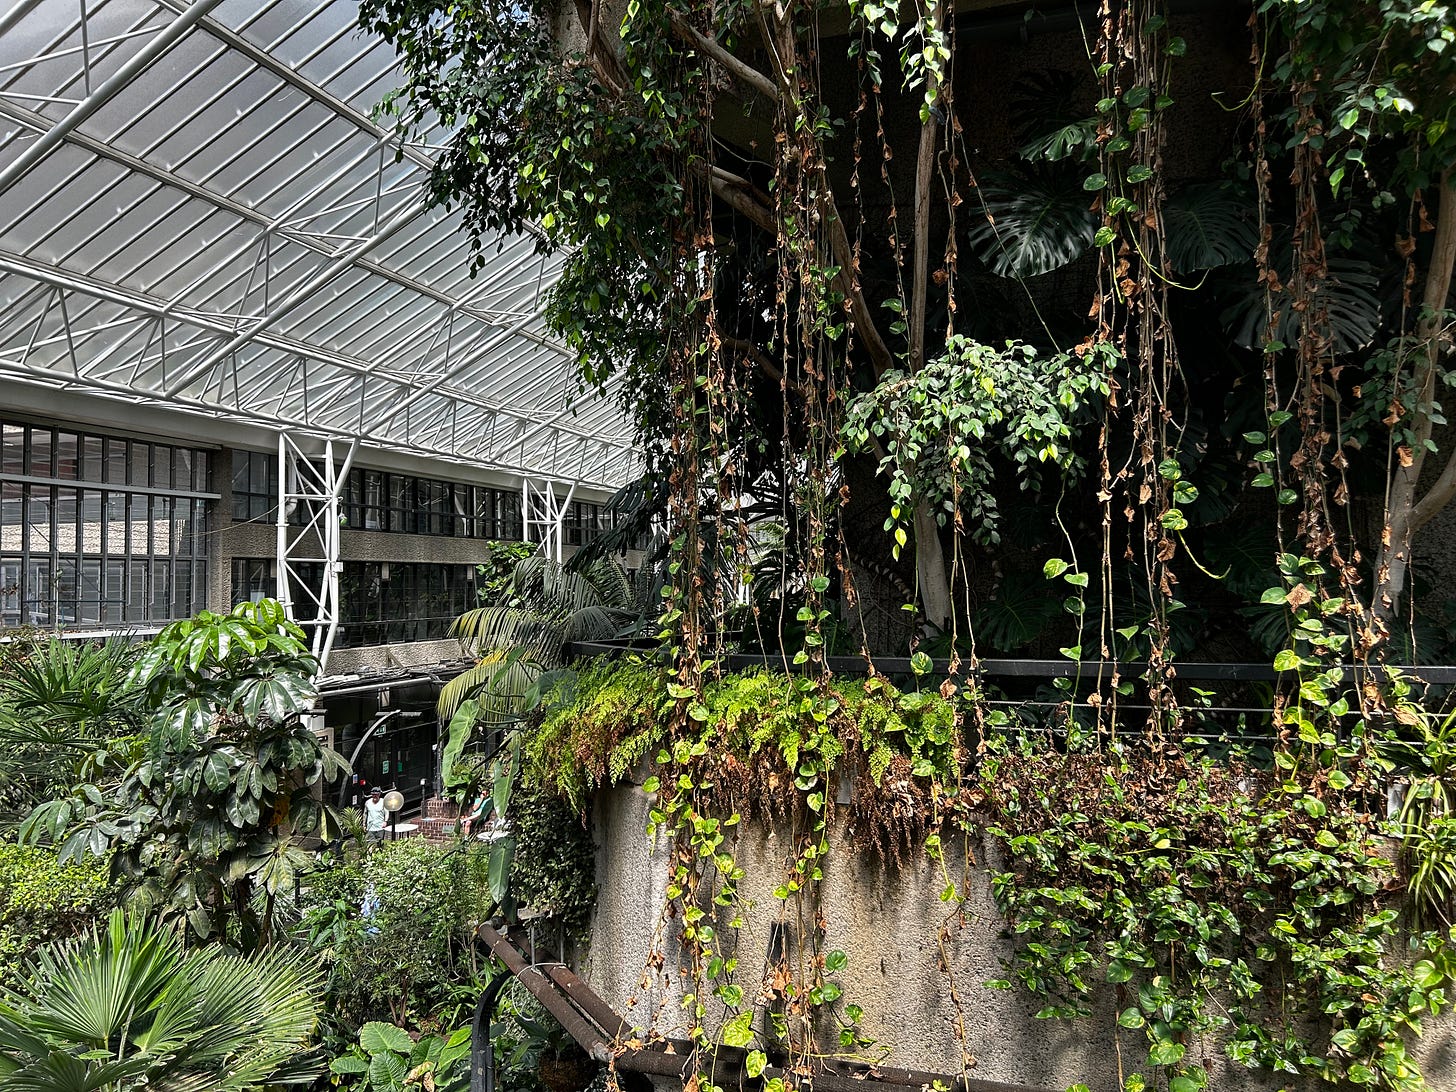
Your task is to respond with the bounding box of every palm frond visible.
[0,908,321,1090]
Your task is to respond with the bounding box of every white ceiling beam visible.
[0,0,224,195]
[0,250,636,452]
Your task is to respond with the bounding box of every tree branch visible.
[667,12,778,101]
[1375,166,1456,617]
[702,164,776,234]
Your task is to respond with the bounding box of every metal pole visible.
[471,969,516,1092]
[338,710,401,807]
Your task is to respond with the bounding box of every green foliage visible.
[843,337,1114,547]
[440,555,644,722]
[509,778,596,935]
[1259,0,1456,196]
[0,843,111,985]
[477,541,538,605]
[972,570,1064,652]
[0,635,143,820]
[328,839,493,1028]
[1383,705,1456,928]
[19,600,345,951]
[362,0,693,404]
[979,738,1454,1090]
[525,657,669,812]
[329,1021,472,1092]
[0,907,322,1092]
[530,658,957,851]
[1160,182,1259,273]
[964,167,1099,279]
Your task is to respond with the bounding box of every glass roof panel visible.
[0,0,638,489]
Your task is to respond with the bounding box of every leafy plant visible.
[329,1021,471,1092]
[1383,705,1456,928]
[439,555,644,721]
[1218,249,1384,353]
[508,777,596,935]
[1008,69,1099,164]
[964,166,1099,278]
[0,635,144,820]
[0,842,112,986]
[20,600,346,950]
[980,736,1455,1091]
[972,570,1063,652]
[328,839,492,1027]
[843,336,1114,548]
[0,907,322,1091]
[1160,182,1259,273]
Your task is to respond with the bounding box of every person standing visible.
[365,787,388,846]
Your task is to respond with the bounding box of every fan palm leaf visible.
[0,909,321,1092]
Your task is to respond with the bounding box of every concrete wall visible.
[583,784,1456,1092]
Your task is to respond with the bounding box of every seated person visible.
[461,791,491,838]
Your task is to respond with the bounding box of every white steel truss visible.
[523,478,577,564]
[276,432,353,673]
[0,0,640,490]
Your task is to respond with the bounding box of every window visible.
[497,490,522,541]
[231,450,277,522]
[565,501,603,547]
[335,470,525,542]
[0,420,213,629]
[386,474,416,534]
[231,558,277,604]
[232,559,478,649]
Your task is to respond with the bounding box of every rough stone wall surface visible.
[584,784,1456,1092]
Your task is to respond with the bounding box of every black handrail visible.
[564,640,1456,684]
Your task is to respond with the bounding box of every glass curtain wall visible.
[1,420,212,628]
[232,559,477,647]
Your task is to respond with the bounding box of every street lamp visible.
[383,788,405,840]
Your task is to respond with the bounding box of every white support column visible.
[275,433,356,674]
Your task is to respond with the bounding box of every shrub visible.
[328,839,493,1028]
[0,840,112,983]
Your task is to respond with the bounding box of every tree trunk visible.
[914,501,952,630]
[1374,167,1456,624]
[907,4,952,630]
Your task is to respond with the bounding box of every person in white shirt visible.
[365,787,388,845]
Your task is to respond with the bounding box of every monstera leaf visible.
[1009,69,1098,163]
[974,570,1064,652]
[1217,236,1384,353]
[966,166,1098,279]
[1163,182,1259,273]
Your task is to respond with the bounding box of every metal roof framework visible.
[0,0,640,491]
